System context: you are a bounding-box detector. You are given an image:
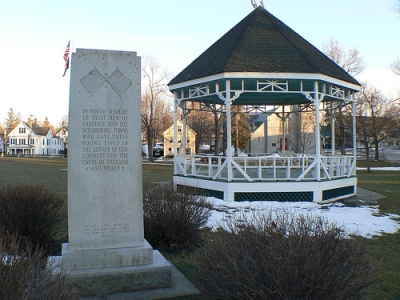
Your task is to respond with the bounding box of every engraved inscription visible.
[84,223,130,238]
[81,108,129,171]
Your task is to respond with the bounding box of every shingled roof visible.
[169,6,360,87]
[23,122,51,136]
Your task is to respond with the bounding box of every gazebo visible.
[168,6,360,203]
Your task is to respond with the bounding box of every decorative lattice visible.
[177,185,224,200]
[235,191,313,202]
[323,186,355,201]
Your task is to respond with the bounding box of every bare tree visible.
[390,57,400,75]
[141,55,172,162]
[186,107,214,152]
[394,0,400,14]
[353,83,398,171]
[231,108,251,154]
[292,111,316,154]
[60,113,68,127]
[322,38,366,154]
[322,37,366,76]
[200,103,224,156]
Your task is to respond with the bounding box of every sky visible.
[1,0,399,127]
[206,166,400,237]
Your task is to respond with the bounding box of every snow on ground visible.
[205,167,400,238]
[206,198,400,238]
[356,167,400,171]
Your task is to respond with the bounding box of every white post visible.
[225,80,233,181]
[314,81,321,181]
[182,102,187,156]
[331,101,335,155]
[282,105,286,155]
[352,98,357,158]
[173,94,179,174]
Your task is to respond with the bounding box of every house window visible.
[178,127,182,132]
[42,139,45,145]
[30,139,34,144]
[19,128,26,134]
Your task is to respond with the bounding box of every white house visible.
[6,120,64,156]
[55,122,68,157]
[163,120,197,157]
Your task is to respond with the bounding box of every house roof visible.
[169,6,360,87]
[20,121,51,136]
[163,119,197,136]
[32,126,50,136]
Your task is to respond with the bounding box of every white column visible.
[225,80,233,181]
[173,93,179,174]
[182,102,187,156]
[352,98,357,158]
[331,101,335,155]
[282,105,286,155]
[314,81,321,181]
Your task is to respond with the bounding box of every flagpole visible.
[72,0,77,53]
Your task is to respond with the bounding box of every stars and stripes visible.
[62,41,70,77]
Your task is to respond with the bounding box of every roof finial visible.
[250,0,265,9]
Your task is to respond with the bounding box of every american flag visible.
[62,41,70,77]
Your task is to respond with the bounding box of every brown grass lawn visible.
[0,157,174,200]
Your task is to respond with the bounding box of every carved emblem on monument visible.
[80,67,132,98]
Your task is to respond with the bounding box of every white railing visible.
[174,153,356,182]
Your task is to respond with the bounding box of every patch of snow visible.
[205,198,400,238]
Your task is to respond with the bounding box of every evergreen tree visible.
[5,108,21,130]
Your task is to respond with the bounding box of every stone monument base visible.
[61,240,154,269]
[59,240,172,296]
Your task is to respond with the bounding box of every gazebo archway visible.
[168,7,360,202]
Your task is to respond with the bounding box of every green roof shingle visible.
[169,7,360,86]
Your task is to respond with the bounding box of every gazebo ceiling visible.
[168,6,360,106]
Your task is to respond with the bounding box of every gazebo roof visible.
[169,6,360,87]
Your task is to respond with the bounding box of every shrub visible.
[143,183,212,252]
[0,184,66,255]
[197,211,376,300]
[0,228,78,299]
